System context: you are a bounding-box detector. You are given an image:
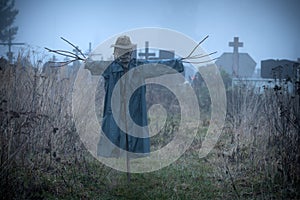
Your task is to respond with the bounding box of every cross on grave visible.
[88,42,92,55]
[138,41,155,60]
[0,29,25,63]
[84,42,92,56]
[52,55,57,62]
[84,42,103,59]
[229,37,243,76]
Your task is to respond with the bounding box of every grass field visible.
[1,60,299,199]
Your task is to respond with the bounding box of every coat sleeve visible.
[84,60,111,76]
[139,59,184,79]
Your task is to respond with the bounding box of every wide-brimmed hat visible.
[110,35,136,49]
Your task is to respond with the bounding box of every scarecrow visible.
[44,35,215,160]
[84,35,184,158]
[45,35,215,181]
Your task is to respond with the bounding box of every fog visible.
[3,0,300,67]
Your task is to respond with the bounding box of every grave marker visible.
[138,41,155,60]
[216,37,256,77]
[0,29,25,63]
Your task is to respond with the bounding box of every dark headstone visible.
[261,59,299,79]
[158,50,175,59]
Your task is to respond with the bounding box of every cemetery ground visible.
[1,58,299,199]
[3,125,299,199]
[0,128,280,199]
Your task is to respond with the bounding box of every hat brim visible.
[110,44,136,49]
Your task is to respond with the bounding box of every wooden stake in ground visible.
[122,66,131,183]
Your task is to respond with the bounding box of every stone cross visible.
[84,42,92,56]
[88,42,92,54]
[138,41,155,60]
[229,37,243,77]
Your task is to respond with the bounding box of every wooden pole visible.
[123,66,131,183]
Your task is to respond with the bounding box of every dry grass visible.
[0,53,299,199]
[210,80,300,199]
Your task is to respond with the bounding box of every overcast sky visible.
[3,0,300,68]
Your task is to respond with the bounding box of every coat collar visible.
[111,58,137,72]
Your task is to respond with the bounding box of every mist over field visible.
[1,0,299,199]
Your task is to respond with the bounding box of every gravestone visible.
[261,59,300,79]
[157,49,175,59]
[216,37,256,77]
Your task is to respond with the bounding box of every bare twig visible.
[60,37,86,59]
[44,48,78,59]
[44,37,86,67]
[182,57,219,64]
[183,51,217,60]
[44,48,77,60]
[180,35,218,65]
[182,35,209,60]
